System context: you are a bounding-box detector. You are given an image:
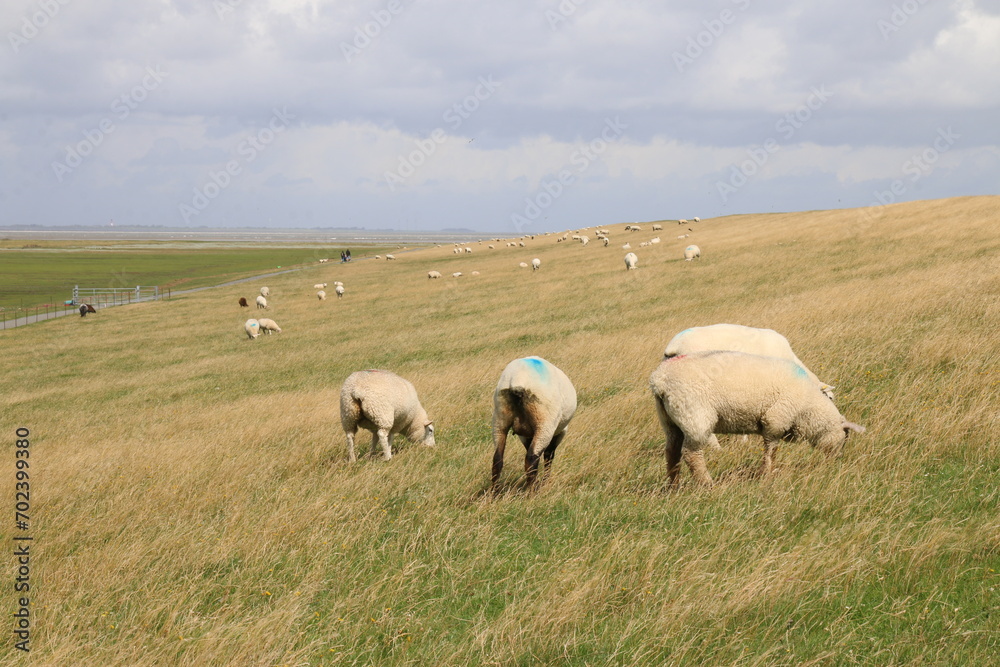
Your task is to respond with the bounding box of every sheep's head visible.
[422,421,435,447]
[816,420,864,456]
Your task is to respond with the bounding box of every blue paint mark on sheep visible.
[521,356,549,380]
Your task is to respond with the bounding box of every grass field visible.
[0,241,395,314]
[2,196,998,665]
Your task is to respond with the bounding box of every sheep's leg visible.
[345,430,357,463]
[541,431,566,480]
[377,429,392,461]
[524,451,541,489]
[681,433,714,487]
[491,424,510,488]
[759,437,777,477]
[656,397,685,488]
[369,431,380,459]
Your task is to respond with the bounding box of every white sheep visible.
[603,237,610,247]
[677,219,688,225]
[257,318,282,334]
[652,224,663,231]
[260,286,270,298]
[385,254,396,260]
[317,290,326,300]
[649,351,864,487]
[518,241,526,247]
[677,234,689,239]
[692,216,701,222]
[519,262,529,268]
[630,225,642,231]
[683,245,701,261]
[375,255,382,260]
[492,356,577,489]
[663,324,834,399]
[428,270,442,279]
[244,319,260,339]
[579,235,590,246]
[531,258,541,271]
[465,247,473,253]
[624,252,638,270]
[651,237,661,244]
[256,295,268,309]
[333,282,343,287]
[622,243,631,250]
[471,271,480,276]
[340,370,435,462]
[488,245,495,249]
[335,285,345,298]
[313,283,328,289]
[452,272,463,278]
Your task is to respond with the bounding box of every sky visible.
[1,0,998,234]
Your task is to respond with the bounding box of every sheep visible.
[339,369,435,462]
[256,296,268,309]
[684,245,701,261]
[651,237,661,244]
[531,258,541,271]
[244,318,260,339]
[428,271,442,279]
[471,271,480,276]
[579,235,590,246]
[452,272,463,278]
[318,258,329,263]
[238,297,249,308]
[465,248,473,253]
[663,324,834,399]
[79,304,96,317]
[649,351,864,487]
[333,282,343,287]
[622,243,631,250]
[260,287,270,298]
[317,290,326,300]
[624,252,638,270]
[519,262,529,268]
[385,254,395,260]
[652,224,663,231]
[603,237,610,247]
[692,217,701,222]
[677,234,689,239]
[335,285,345,298]
[375,255,381,260]
[492,356,577,489]
[518,241,526,247]
[488,245,495,249]
[630,226,642,231]
[313,283,328,289]
[640,241,650,248]
[677,219,688,225]
[257,318,282,334]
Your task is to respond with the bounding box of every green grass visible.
[1,196,999,665]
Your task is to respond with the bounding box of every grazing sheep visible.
[318,258,329,263]
[452,272,463,278]
[492,356,577,489]
[518,241,526,247]
[256,296,268,309]
[313,283,328,289]
[652,224,663,231]
[579,235,590,246]
[677,219,688,225]
[238,297,249,308]
[79,304,96,317]
[257,318,282,334]
[630,226,642,231]
[333,282,343,287]
[465,248,473,253]
[684,245,701,261]
[651,237,661,244]
[340,369,435,462]
[488,245,495,249]
[244,319,261,339]
[677,234,689,239]
[335,285,345,298]
[531,258,541,271]
[664,324,834,399]
[428,271,442,279]
[622,243,631,250]
[471,271,480,276]
[640,241,650,248]
[375,255,381,260]
[603,237,610,247]
[649,351,864,487]
[624,252,638,270]
[519,262,529,268]
[317,290,326,300]
[260,287,270,298]
[692,217,701,222]
[385,254,396,260]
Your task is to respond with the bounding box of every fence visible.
[1,285,170,330]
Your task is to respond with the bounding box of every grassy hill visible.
[2,196,998,665]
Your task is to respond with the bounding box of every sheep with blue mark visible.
[649,351,864,488]
[340,370,435,462]
[244,319,261,339]
[684,245,701,261]
[491,356,577,489]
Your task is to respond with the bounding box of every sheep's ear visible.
[425,420,434,427]
[843,421,865,434]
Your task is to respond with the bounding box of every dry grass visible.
[2,196,999,665]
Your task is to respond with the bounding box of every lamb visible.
[385,254,395,260]
[256,296,268,309]
[683,245,701,261]
[260,287,270,297]
[652,224,663,231]
[244,318,261,339]
[257,318,282,334]
[649,351,864,487]
[335,285,345,298]
[428,270,442,279]
[339,369,435,462]
[624,252,638,270]
[531,258,541,271]
[663,324,834,399]
[238,297,249,308]
[492,356,577,489]
[317,290,326,300]
[313,283,328,289]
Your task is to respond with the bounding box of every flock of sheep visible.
[337,323,864,490]
[240,282,343,340]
